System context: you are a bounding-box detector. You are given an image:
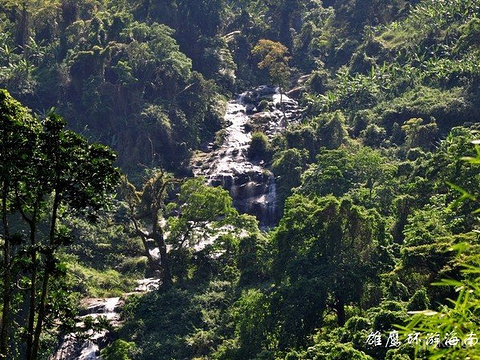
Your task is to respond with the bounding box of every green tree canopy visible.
[252,39,291,100]
[0,89,119,359]
[272,194,392,348]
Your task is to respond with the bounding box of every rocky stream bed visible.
[192,86,302,227]
[51,278,160,360]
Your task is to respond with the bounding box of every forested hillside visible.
[1,0,480,359]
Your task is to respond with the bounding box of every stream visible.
[51,278,160,360]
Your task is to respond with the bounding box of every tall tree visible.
[0,0,61,47]
[0,89,39,358]
[30,113,119,359]
[167,178,258,249]
[121,169,176,287]
[0,89,119,358]
[122,175,259,285]
[252,39,291,112]
[273,194,392,345]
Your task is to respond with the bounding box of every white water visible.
[202,97,264,181]
[51,279,160,360]
[265,172,277,226]
[51,297,121,360]
[192,91,287,227]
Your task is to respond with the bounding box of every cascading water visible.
[51,279,160,360]
[51,297,121,360]
[192,86,301,227]
[265,173,277,226]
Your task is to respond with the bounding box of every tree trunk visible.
[17,3,29,49]
[15,186,40,359]
[335,296,346,326]
[156,233,172,288]
[26,219,37,360]
[0,186,12,359]
[133,222,159,271]
[152,212,172,287]
[31,269,50,360]
[31,190,59,360]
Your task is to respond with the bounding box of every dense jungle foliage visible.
[1,0,480,359]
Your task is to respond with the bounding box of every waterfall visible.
[266,173,278,227]
[51,279,160,360]
[192,86,301,228]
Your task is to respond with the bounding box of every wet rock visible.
[210,178,223,187]
[245,104,257,115]
[252,85,277,98]
[134,278,161,292]
[52,278,160,360]
[221,174,234,188]
[286,86,305,99]
[191,88,302,227]
[234,173,250,186]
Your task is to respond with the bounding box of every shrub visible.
[101,339,136,360]
[361,124,386,147]
[248,132,270,160]
[257,99,270,111]
[406,287,430,311]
